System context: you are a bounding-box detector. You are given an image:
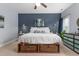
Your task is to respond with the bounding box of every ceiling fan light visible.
[36,3,40,6]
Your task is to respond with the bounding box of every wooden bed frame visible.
[18,42,60,53]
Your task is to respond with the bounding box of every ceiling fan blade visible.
[34,5,37,9]
[41,3,47,8]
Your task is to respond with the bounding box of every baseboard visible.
[0,39,17,47]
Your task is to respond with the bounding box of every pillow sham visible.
[30,27,50,33]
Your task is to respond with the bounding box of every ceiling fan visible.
[34,3,47,9]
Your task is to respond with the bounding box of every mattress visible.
[19,33,62,44]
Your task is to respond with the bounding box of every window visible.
[62,16,70,33]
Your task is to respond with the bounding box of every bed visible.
[18,27,62,53]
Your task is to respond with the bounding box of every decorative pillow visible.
[33,30,46,33]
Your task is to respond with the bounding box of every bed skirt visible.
[17,42,60,53]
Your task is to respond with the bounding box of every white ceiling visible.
[16,3,73,13]
[0,3,73,13]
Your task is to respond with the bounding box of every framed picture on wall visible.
[35,18,45,27]
[0,16,4,28]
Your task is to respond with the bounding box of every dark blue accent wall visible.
[18,13,61,33]
[58,17,63,33]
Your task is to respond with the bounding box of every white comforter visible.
[19,33,62,44]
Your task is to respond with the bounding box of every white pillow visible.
[30,27,50,33]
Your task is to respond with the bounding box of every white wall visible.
[61,4,79,33]
[0,4,18,45]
